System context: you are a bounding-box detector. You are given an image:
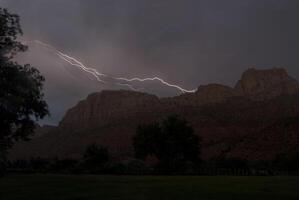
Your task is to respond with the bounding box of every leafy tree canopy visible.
[133,115,201,167]
[83,144,109,166]
[0,7,48,156]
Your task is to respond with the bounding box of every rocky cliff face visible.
[171,84,237,107]
[59,90,164,130]
[235,68,299,100]
[9,68,299,161]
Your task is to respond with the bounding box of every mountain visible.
[9,68,299,161]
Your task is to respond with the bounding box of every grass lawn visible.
[1,174,299,200]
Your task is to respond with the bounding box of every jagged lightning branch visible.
[27,40,107,83]
[115,77,196,93]
[56,53,105,83]
[24,40,196,93]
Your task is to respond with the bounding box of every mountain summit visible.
[235,68,299,100]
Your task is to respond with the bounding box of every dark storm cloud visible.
[1,0,299,124]
[77,0,299,84]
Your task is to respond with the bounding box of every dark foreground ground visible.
[1,175,299,200]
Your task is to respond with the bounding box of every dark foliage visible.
[83,144,110,173]
[133,115,201,173]
[29,157,50,172]
[49,158,79,174]
[273,153,299,172]
[6,155,299,176]
[208,157,249,170]
[0,8,27,59]
[0,7,48,174]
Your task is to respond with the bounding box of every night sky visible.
[1,0,299,125]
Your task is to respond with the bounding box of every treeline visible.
[4,115,299,176]
[5,153,299,176]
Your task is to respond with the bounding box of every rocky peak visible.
[235,68,299,100]
[171,83,239,107]
[59,90,162,129]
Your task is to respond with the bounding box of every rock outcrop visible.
[235,68,299,100]
[59,90,164,130]
[171,83,237,106]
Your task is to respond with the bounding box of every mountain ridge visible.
[10,67,299,161]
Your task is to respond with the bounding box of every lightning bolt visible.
[25,40,107,83]
[24,40,197,93]
[115,77,196,93]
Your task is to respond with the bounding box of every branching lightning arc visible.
[24,40,197,93]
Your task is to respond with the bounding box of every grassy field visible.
[1,175,299,200]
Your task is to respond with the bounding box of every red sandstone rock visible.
[9,68,299,161]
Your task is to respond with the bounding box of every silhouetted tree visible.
[83,144,109,173]
[0,8,48,174]
[133,115,201,173]
[211,157,248,170]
